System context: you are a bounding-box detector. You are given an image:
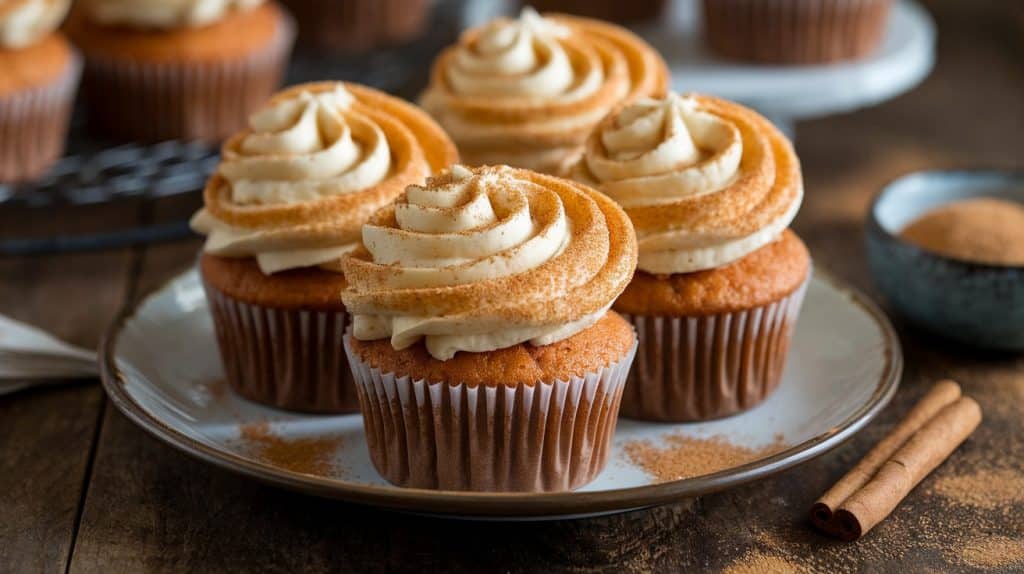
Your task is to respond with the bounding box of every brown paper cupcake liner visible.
[80,14,294,143]
[344,335,638,492]
[620,278,809,422]
[702,0,891,64]
[282,0,429,53]
[0,51,81,183]
[202,275,358,414]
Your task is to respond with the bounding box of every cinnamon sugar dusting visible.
[900,197,1024,265]
[928,468,1024,509]
[236,422,344,476]
[956,536,1024,569]
[624,433,787,481]
[723,551,804,574]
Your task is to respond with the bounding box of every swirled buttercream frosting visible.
[0,0,69,48]
[342,165,638,360]
[420,8,668,175]
[191,82,459,275]
[81,0,262,29]
[572,93,803,274]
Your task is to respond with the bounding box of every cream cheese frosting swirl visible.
[0,0,69,48]
[573,93,803,274]
[81,0,262,29]
[342,165,637,361]
[420,8,668,175]
[192,82,459,275]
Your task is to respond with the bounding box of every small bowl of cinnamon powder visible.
[866,169,1024,350]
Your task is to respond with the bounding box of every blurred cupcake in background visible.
[0,0,79,182]
[420,8,668,175]
[702,0,892,64]
[65,0,294,143]
[191,81,457,413]
[521,0,666,24]
[572,93,810,421]
[281,0,430,54]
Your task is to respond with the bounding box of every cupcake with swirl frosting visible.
[0,0,79,182]
[420,8,668,176]
[572,93,811,422]
[65,0,294,142]
[342,164,638,492]
[191,82,458,413]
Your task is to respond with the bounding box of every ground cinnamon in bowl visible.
[899,197,1024,266]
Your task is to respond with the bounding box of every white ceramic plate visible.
[101,269,901,520]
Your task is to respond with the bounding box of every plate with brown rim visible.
[100,267,901,520]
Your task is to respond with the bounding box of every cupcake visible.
[420,8,668,176]
[571,93,810,421]
[0,0,79,182]
[701,0,892,64]
[341,165,638,492]
[65,0,294,143]
[281,0,429,54]
[191,82,458,413]
[522,0,667,23]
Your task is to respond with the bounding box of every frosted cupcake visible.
[420,8,668,176]
[572,93,810,421]
[342,165,638,492]
[192,82,458,412]
[65,0,294,142]
[0,0,79,182]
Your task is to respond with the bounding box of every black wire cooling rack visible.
[0,0,465,256]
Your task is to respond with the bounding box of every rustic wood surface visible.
[2,1,1022,572]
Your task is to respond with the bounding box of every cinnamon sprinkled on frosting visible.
[80,0,262,29]
[0,0,69,48]
[342,164,637,360]
[191,82,458,275]
[420,8,668,175]
[573,92,803,274]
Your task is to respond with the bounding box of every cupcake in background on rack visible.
[281,0,430,54]
[522,0,667,24]
[701,0,892,64]
[342,164,638,492]
[420,7,669,176]
[0,0,79,183]
[64,0,295,143]
[190,81,458,413]
[571,92,810,421]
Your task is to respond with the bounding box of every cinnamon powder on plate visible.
[236,421,343,476]
[899,197,1024,265]
[624,434,787,481]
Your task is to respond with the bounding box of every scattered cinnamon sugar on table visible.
[956,536,1024,569]
[624,434,787,481]
[899,197,1024,265]
[929,468,1024,509]
[236,421,343,476]
[723,551,803,574]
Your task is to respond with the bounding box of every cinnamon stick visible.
[810,380,963,532]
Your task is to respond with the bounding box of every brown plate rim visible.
[99,267,902,519]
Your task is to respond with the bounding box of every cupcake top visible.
[572,92,803,274]
[0,0,69,48]
[342,164,637,360]
[78,0,262,29]
[191,82,458,275]
[420,8,667,175]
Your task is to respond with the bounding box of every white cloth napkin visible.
[0,314,97,396]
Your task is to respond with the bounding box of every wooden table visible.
[2,1,1022,571]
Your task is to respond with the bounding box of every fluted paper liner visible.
[621,279,808,422]
[203,276,359,414]
[0,51,81,182]
[344,336,638,492]
[80,15,294,142]
[702,0,891,64]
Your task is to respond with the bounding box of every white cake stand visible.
[637,0,937,135]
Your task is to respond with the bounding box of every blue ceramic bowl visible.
[866,169,1024,351]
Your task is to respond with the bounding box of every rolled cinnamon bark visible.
[810,380,963,532]
[833,396,982,541]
